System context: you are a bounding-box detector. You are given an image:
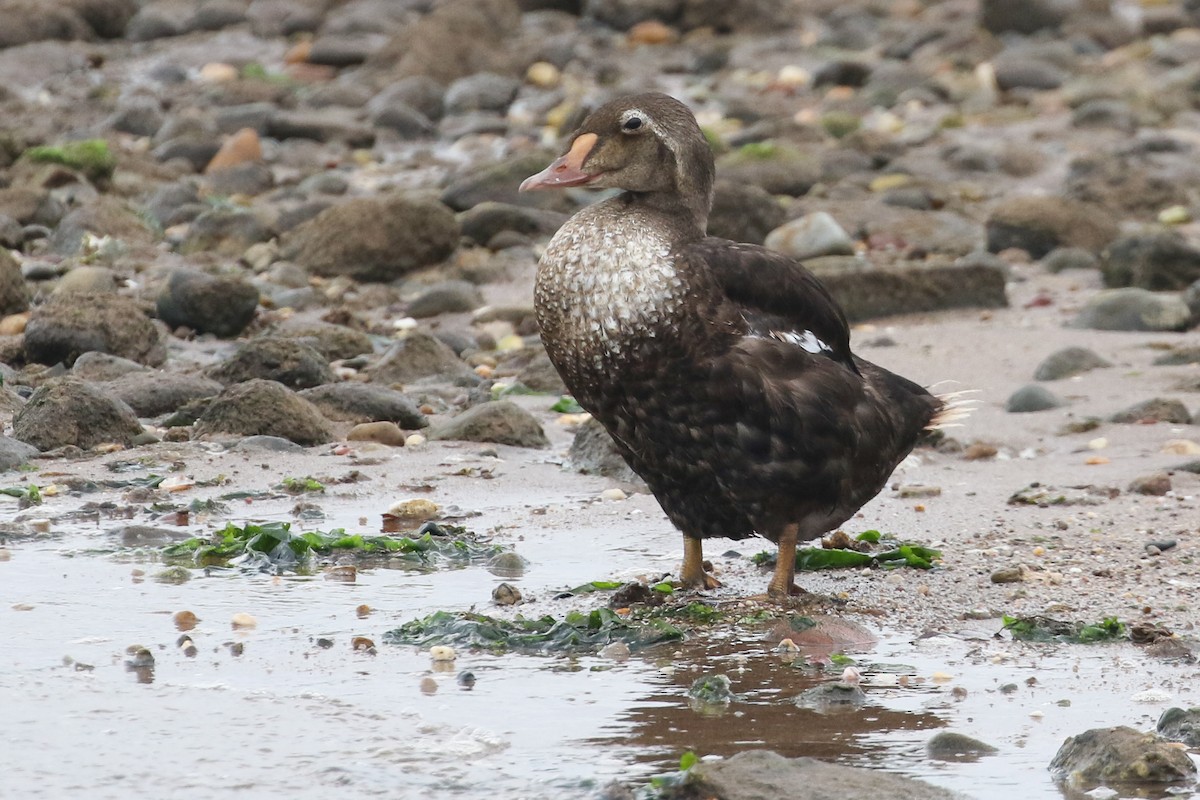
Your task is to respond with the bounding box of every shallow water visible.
[2,483,1198,800]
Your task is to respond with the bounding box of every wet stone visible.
[1069,289,1192,332]
[156,268,260,338]
[1049,726,1197,785]
[427,400,548,448]
[1006,384,1065,413]
[1157,707,1200,747]
[1109,398,1191,425]
[491,582,522,605]
[1127,472,1171,496]
[1034,347,1112,381]
[12,377,142,451]
[194,379,333,446]
[926,731,999,762]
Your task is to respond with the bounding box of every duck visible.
[521,92,952,601]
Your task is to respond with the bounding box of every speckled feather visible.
[532,93,942,548]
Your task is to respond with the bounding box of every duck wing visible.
[680,237,857,374]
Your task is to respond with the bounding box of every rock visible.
[457,202,566,246]
[492,582,522,605]
[71,351,147,382]
[1072,99,1137,133]
[143,181,201,228]
[567,417,642,484]
[370,332,477,385]
[1034,347,1112,381]
[0,214,22,248]
[0,247,29,316]
[926,732,999,762]
[24,293,165,367]
[100,373,224,418]
[666,750,961,800]
[1128,472,1172,496]
[1102,232,1200,292]
[1049,726,1197,786]
[986,197,1118,258]
[444,72,520,114]
[298,383,427,427]
[716,145,821,197]
[992,58,1066,91]
[1154,346,1200,367]
[193,379,333,445]
[765,212,855,261]
[991,565,1027,583]
[204,127,263,174]
[368,77,445,123]
[1157,707,1200,747]
[54,266,118,295]
[427,400,548,448]
[1065,150,1200,218]
[12,377,142,451]
[1109,398,1191,425]
[366,0,522,85]
[280,195,459,282]
[347,421,406,446]
[232,434,304,452]
[707,181,785,246]
[156,269,260,338]
[980,0,1071,34]
[1069,289,1192,332]
[0,435,39,471]
[106,96,165,137]
[266,110,375,147]
[407,281,484,318]
[811,260,1008,323]
[1006,384,1065,413]
[275,320,373,361]
[370,99,436,138]
[794,678,867,711]
[179,209,272,257]
[1042,246,1098,273]
[46,196,157,256]
[307,34,382,67]
[206,336,335,389]
[206,164,272,200]
[441,151,571,212]
[124,3,184,40]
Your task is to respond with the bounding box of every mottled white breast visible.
[535,201,689,384]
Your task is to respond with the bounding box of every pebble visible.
[173,610,199,631]
[231,612,258,629]
[386,499,439,521]
[764,212,855,261]
[600,488,627,501]
[352,637,376,654]
[1006,384,1065,413]
[405,434,427,448]
[347,421,407,447]
[430,645,456,662]
[991,566,1026,584]
[525,61,560,88]
[492,582,522,605]
[205,128,262,173]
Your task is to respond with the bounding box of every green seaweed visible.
[755,536,941,571]
[279,476,325,494]
[385,608,684,654]
[550,395,584,414]
[24,139,116,182]
[1003,614,1127,644]
[161,520,502,571]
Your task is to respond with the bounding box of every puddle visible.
[2,487,1198,800]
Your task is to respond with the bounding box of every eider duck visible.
[521,92,949,601]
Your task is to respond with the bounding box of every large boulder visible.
[0,247,29,315]
[985,196,1118,258]
[1102,232,1200,292]
[24,294,165,367]
[280,195,459,282]
[370,332,478,385]
[206,337,335,389]
[662,750,962,800]
[1050,726,1197,786]
[192,379,333,445]
[13,377,142,450]
[298,383,427,427]
[99,372,224,417]
[427,400,548,448]
[156,268,260,337]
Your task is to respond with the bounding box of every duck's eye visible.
[622,116,643,132]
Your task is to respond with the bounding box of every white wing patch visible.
[769,329,833,354]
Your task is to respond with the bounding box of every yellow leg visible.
[766,523,800,602]
[680,535,721,590]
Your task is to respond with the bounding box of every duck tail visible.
[926,384,979,431]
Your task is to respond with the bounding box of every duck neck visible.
[621,187,711,240]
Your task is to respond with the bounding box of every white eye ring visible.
[620,108,648,134]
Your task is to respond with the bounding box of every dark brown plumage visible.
[522,92,945,600]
